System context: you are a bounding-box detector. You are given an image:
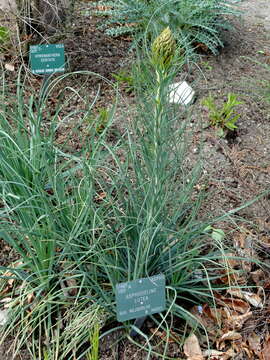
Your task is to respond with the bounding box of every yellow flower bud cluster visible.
[151,27,176,69]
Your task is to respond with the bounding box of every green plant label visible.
[30,44,65,75]
[116,274,165,322]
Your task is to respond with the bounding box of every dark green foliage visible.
[0,26,10,52]
[93,0,241,57]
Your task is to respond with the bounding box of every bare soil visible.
[0,0,270,358]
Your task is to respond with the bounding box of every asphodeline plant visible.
[80,28,248,356]
[0,69,113,359]
[0,53,258,359]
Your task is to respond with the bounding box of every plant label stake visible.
[30,44,65,98]
[129,316,147,338]
[116,274,166,336]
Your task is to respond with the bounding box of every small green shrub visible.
[112,69,135,93]
[0,26,10,51]
[86,106,111,133]
[202,93,243,136]
[93,0,241,58]
[200,61,213,71]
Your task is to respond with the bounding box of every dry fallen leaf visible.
[0,272,15,296]
[219,252,240,269]
[149,328,181,343]
[227,288,263,309]
[214,270,246,286]
[94,191,107,203]
[203,348,236,360]
[27,292,35,304]
[0,297,14,309]
[217,331,242,350]
[262,334,270,360]
[65,277,78,297]
[60,275,78,297]
[225,311,253,330]
[247,332,261,355]
[250,269,265,286]
[190,305,218,338]
[0,297,12,304]
[203,349,226,358]
[242,291,263,309]
[190,304,225,341]
[204,304,221,320]
[183,334,203,360]
[222,348,236,360]
[233,231,254,272]
[215,293,250,313]
[227,288,243,298]
[238,342,254,358]
[95,5,112,11]
[219,330,242,342]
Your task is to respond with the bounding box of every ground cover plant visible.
[1,0,270,359]
[202,92,242,137]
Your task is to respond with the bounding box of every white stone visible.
[0,309,9,326]
[168,81,195,106]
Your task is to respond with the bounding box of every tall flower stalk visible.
[150,27,176,199]
[131,28,178,277]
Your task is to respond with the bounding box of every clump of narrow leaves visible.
[202,93,243,137]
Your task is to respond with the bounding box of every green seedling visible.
[0,26,10,51]
[86,107,110,134]
[0,26,9,42]
[112,69,134,93]
[201,61,213,71]
[86,323,100,360]
[202,93,243,136]
[204,225,225,242]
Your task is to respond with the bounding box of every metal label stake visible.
[40,74,51,102]
[130,316,147,337]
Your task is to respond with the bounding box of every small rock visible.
[0,309,9,326]
[168,81,195,105]
[4,63,14,71]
